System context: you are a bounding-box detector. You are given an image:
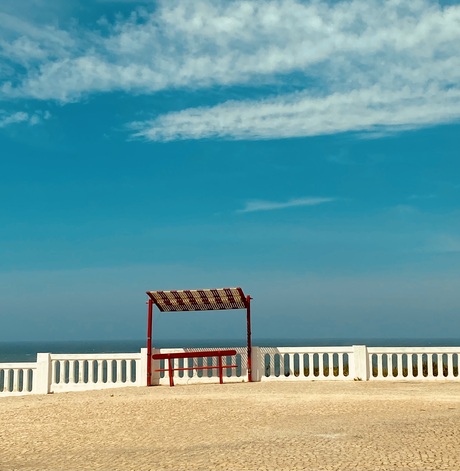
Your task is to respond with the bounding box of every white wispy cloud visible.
[0,109,50,128]
[1,0,460,139]
[238,197,335,213]
[132,86,460,141]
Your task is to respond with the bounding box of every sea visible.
[1,337,460,363]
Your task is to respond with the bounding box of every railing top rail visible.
[50,353,142,361]
[367,347,460,354]
[260,346,355,353]
[0,362,37,369]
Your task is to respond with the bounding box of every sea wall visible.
[1,345,459,396]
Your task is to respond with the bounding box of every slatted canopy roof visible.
[146,287,248,312]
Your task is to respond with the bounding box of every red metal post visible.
[246,295,252,382]
[218,353,223,384]
[147,298,153,387]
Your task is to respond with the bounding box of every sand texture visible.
[1,381,460,471]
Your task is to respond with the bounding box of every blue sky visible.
[1,0,459,343]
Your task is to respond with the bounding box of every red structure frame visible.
[146,287,252,386]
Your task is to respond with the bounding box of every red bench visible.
[152,349,238,387]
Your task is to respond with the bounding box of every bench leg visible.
[218,355,223,384]
[168,358,175,387]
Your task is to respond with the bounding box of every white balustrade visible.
[368,347,460,380]
[49,353,145,392]
[0,362,36,396]
[1,345,460,397]
[259,347,354,381]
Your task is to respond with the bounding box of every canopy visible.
[146,286,253,385]
[146,287,248,312]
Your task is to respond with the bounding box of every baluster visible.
[416,354,422,378]
[51,361,56,384]
[88,360,95,383]
[317,354,324,378]
[4,369,11,392]
[59,361,66,384]
[278,354,284,377]
[97,360,103,383]
[279,354,284,376]
[308,353,314,377]
[327,353,333,378]
[427,354,433,378]
[126,360,133,383]
[297,353,303,377]
[386,354,392,378]
[110,360,115,383]
[117,360,123,383]
[69,360,75,383]
[338,353,344,378]
[397,354,403,378]
[377,354,383,379]
[78,361,84,383]
[13,369,20,392]
[268,354,275,377]
[407,355,414,379]
[23,369,31,392]
[447,354,454,379]
[289,354,295,377]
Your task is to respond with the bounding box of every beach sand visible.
[1,381,460,471]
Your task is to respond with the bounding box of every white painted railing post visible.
[34,353,51,394]
[251,347,262,382]
[353,345,369,381]
[138,348,148,386]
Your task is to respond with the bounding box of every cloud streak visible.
[1,0,460,139]
[133,86,460,141]
[238,197,336,213]
[0,110,48,128]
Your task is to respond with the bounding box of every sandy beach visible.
[1,381,460,471]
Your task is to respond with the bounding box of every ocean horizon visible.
[1,337,460,363]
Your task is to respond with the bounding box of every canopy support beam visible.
[147,299,153,387]
[246,295,252,383]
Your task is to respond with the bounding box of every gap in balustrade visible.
[391,354,397,378]
[433,354,439,377]
[294,353,300,377]
[303,354,310,377]
[206,356,213,378]
[264,354,270,377]
[382,355,388,377]
[235,354,242,377]
[283,354,290,377]
[273,354,280,377]
[313,354,319,377]
[323,353,330,377]
[178,358,184,378]
[422,354,428,377]
[226,355,232,377]
[196,357,203,378]
[26,369,31,391]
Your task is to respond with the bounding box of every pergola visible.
[146,287,252,386]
